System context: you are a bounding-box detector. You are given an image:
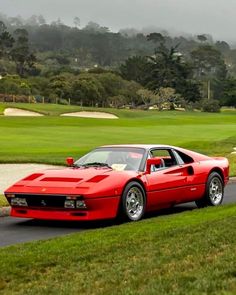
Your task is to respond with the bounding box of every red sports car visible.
[5,145,229,221]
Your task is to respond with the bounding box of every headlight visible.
[11,198,28,207]
[64,200,75,208]
[64,196,87,209]
[76,200,87,209]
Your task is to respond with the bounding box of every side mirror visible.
[146,157,162,174]
[66,157,74,167]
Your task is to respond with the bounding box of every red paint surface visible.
[5,145,229,221]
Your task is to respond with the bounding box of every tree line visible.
[0,14,236,110]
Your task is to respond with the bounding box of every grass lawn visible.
[0,204,235,294]
[0,195,8,207]
[0,103,236,174]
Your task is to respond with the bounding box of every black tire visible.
[195,172,224,208]
[119,181,146,221]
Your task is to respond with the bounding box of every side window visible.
[173,150,194,164]
[172,150,185,165]
[150,149,177,168]
[151,150,170,158]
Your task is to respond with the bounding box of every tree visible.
[33,25,63,51]
[71,74,105,106]
[38,15,46,26]
[0,21,6,33]
[108,95,126,108]
[0,74,32,96]
[0,21,14,59]
[191,45,227,100]
[147,32,165,44]
[10,29,37,77]
[153,87,184,110]
[83,22,109,33]
[197,34,207,43]
[119,80,142,106]
[136,89,154,106]
[221,78,236,107]
[144,45,200,103]
[8,16,24,27]
[48,74,73,101]
[90,33,113,66]
[215,41,230,54]
[191,45,227,80]
[176,79,200,103]
[96,72,125,98]
[26,15,40,26]
[120,56,151,86]
[73,17,80,28]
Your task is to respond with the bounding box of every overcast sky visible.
[0,0,235,42]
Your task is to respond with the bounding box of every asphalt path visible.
[0,184,235,248]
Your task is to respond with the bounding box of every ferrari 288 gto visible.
[4,145,229,221]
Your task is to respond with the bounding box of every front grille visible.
[16,194,66,209]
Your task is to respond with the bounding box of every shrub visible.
[201,99,221,113]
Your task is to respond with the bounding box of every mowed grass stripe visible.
[0,106,236,173]
[0,205,235,294]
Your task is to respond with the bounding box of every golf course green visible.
[0,103,235,175]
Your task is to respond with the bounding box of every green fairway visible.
[0,205,235,294]
[0,103,236,175]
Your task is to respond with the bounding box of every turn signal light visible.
[5,194,15,198]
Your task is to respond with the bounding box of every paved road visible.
[0,184,235,248]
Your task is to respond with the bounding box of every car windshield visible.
[75,147,145,171]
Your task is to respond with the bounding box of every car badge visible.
[41,200,47,206]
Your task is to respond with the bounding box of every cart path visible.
[0,164,61,194]
[0,184,235,248]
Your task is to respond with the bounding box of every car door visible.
[145,148,188,210]
[172,149,206,203]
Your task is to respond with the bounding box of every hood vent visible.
[23,173,44,181]
[87,175,109,183]
[40,177,82,183]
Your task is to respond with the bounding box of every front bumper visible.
[10,196,120,221]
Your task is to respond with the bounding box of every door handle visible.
[172,172,183,176]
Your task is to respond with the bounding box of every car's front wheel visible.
[195,172,224,208]
[121,181,146,221]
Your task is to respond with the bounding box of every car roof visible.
[100,144,210,161]
[100,144,173,151]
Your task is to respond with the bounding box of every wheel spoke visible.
[209,177,223,205]
[125,187,144,220]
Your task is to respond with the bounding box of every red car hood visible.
[5,167,139,198]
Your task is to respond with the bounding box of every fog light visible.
[76,200,87,209]
[11,198,27,207]
[64,200,75,208]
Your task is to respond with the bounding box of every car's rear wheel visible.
[120,181,146,221]
[195,172,224,208]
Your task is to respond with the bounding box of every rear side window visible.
[174,150,194,164]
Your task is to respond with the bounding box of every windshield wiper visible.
[81,162,112,169]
